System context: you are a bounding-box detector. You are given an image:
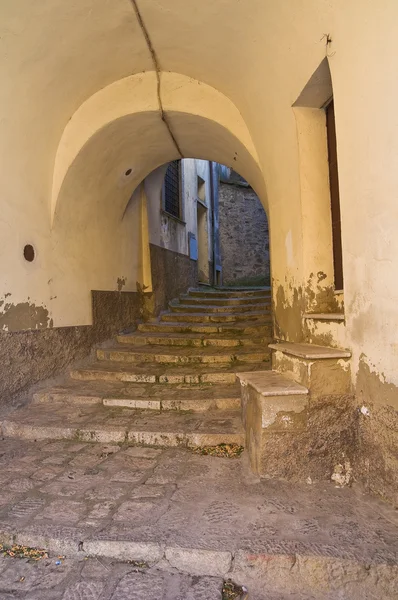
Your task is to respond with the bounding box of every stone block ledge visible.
[303,313,345,321]
[236,370,308,396]
[269,342,351,359]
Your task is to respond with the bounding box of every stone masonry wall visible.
[219,182,270,286]
[0,290,145,412]
[150,244,198,315]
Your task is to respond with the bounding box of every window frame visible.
[162,160,183,220]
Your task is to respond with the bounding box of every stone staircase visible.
[0,287,397,598]
[1,287,272,446]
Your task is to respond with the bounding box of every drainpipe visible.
[209,161,222,286]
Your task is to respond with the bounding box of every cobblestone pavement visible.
[0,554,227,600]
[0,438,397,599]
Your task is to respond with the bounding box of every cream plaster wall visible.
[1,0,398,404]
[144,158,211,268]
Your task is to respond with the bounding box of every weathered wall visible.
[150,244,197,315]
[145,158,212,294]
[219,182,269,286]
[1,0,398,502]
[0,291,144,411]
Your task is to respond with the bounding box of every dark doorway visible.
[326,99,344,290]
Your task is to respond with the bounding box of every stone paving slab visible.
[0,439,396,566]
[0,555,226,599]
[0,440,397,598]
[269,342,351,359]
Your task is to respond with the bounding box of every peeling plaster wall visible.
[0,291,143,411]
[1,0,398,501]
[145,158,212,305]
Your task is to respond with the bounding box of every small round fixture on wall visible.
[125,168,132,177]
[23,244,35,262]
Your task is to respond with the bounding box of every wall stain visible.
[273,280,304,342]
[304,272,340,313]
[0,300,53,331]
[356,355,398,505]
[117,277,127,292]
[302,320,336,348]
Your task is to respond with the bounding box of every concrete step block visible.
[236,371,309,478]
[269,342,351,396]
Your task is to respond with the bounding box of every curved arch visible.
[51,71,266,224]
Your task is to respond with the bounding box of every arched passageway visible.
[50,72,267,327]
[1,0,398,506]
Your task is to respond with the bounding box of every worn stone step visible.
[269,342,351,397]
[117,331,271,348]
[161,311,270,323]
[33,380,241,412]
[181,295,270,306]
[236,371,309,478]
[71,360,271,385]
[189,287,270,298]
[137,320,272,335]
[96,344,270,365]
[169,302,271,314]
[0,404,244,446]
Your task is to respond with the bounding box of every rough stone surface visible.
[219,181,270,286]
[0,290,146,415]
[272,350,351,396]
[0,555,225,599]
[0,440,396,570]
[1,403,244,446]
[150,244,198,316]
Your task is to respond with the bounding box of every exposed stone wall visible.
[355,360,398,505]
[218,182,270,286]
[0,290,144,412]
[150,244,198,315]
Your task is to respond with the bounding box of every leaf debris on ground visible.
[192,443,244,458]
[126,560,148,568]
[223,579,247,599]
[0,543,48,561]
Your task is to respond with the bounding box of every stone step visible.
[137,320,272,335]
[117,331,271,348]
[169,302,271,314]
[236,371,309,477]
[33,380,241,411]
[96,344,270,365]
[161,311,270,323]
[269,342,351,397]
[0,403,244,446]
[181,295,270,306]
[71,360,270,385]
[189,287,270,298]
